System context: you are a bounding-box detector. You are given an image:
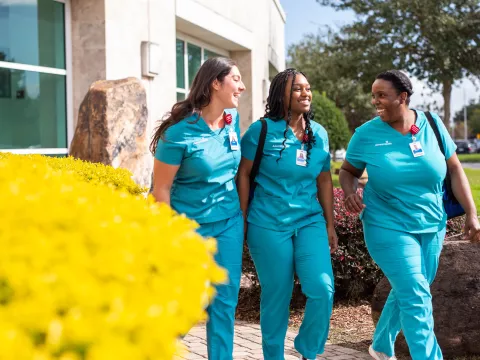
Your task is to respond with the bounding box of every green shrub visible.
[310,91,351,154]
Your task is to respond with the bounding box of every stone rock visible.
[371,237,480,357]
[69,77,152,188]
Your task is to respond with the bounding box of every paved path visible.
[176,322,371,360]
[461,162,480,169]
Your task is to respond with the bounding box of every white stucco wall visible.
[71,0,285,137]
[104,0,176,136]
[175,0,286,130]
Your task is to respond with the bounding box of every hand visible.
[327,225,338,254]
[463,214,480,243]
[344,192,366,214]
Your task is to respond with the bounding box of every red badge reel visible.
[410,124,420,135]
[224,113,233,125]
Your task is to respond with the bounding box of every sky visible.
[279,0,480,122]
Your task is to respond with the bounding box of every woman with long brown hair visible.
[150,57,246,360]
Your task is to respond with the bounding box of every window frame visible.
[175,32,229,99]
[0,0,72,156]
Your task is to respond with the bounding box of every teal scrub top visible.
[241,118,331,231]
[346,110,456,233]
[155,109,241,224]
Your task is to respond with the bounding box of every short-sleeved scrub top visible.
[345,110,456,233]
[155,109,241,224]
[241,118,331,231]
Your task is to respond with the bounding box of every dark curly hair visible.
[376,70,414,105]
[265,68,316,164]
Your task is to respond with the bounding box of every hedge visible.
[0,153,225,360]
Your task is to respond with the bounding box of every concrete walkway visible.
[176,322,371,360]
[461,162,480,169]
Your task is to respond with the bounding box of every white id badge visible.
[229,131,239,150]
[409,141,425,157]
[296,149,307,166]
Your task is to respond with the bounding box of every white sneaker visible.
[368,345,397,360]
[298,355,314,360]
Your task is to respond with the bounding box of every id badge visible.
[229,131,239,150]
[409,141,425,157]
[296,149,307,166]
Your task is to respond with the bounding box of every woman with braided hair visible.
[237,68,337,360]
[340,70,480,360]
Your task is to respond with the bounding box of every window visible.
[176,36,226,102]
[0,0,69,155]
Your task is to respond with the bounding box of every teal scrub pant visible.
[364,224,446,360]
[247,222,334,360]
[197,211,244,360]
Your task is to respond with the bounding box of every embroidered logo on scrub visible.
[375,141,393,146]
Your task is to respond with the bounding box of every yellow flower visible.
[0,153,227,359]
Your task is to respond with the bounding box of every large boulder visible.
[371,237,480,357]
[69,77,152,187]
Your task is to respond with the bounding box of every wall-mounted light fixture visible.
[141,41,160,78]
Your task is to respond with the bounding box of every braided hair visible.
[376,70,414,105]
[264,68,316,164]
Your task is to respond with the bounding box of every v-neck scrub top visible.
[346,110,457,233]
[241,118,331,231]
[155,109,241,224]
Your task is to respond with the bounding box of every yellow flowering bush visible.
[0,153,147,196]
[0,154,226,360]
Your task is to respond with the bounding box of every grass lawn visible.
[464,168,480,213]
[332,174,340,188]
[331,161,341,188]
[458,153,480,162]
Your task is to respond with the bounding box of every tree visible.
[288,34,376,131]
[453,99,480,123]
[311,91,351,157]
[318,0,480,125]
[469,109,480,137]
[453,99,480,137]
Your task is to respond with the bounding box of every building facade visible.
[0,0,286,156]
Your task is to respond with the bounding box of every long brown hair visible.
[150,57,237,155]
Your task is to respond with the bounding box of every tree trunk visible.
[442,79,453,128]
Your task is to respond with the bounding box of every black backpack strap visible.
[425,111,457,199]
[249,118,267,189]
[425,111,445,156]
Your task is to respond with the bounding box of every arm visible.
[151,158,180,206]
[238,120,262,227]
[432,113,480,242]
[317,171,338,253]
[317,171,335,228]
[237,157,253,229]
[339,160,366,213]
[447,153,480,242]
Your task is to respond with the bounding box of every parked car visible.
[474,139,480,153]
[455,140,476,154]
[331,148,346,161]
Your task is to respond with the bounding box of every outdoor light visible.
[141,41,160,78]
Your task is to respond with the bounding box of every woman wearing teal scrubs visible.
[150,57,246,360]
[340,70,480,360]
[237,68,338,360]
